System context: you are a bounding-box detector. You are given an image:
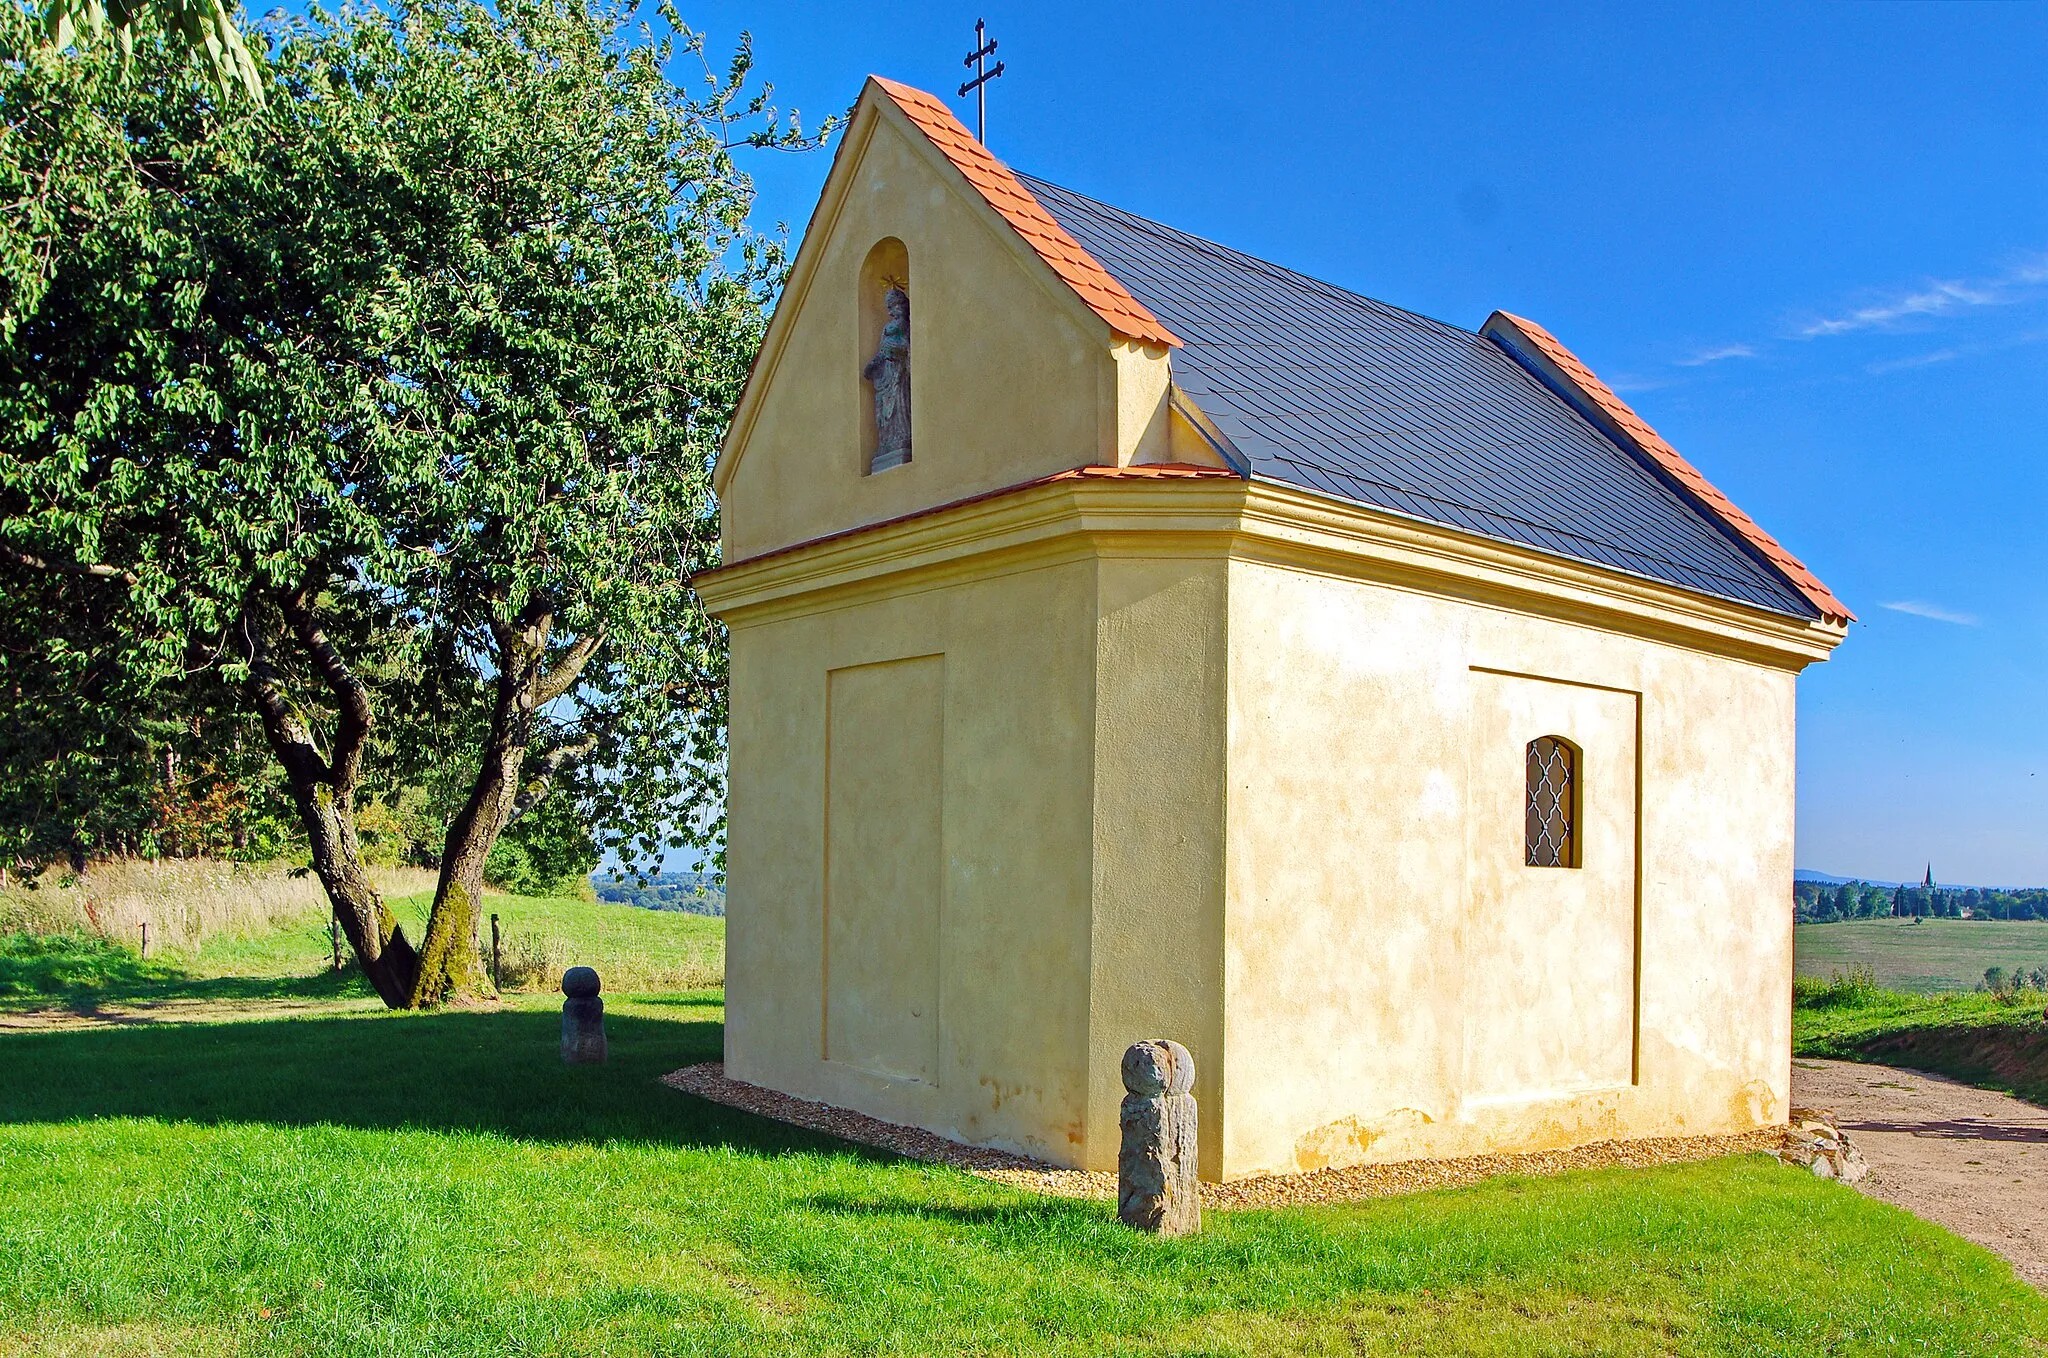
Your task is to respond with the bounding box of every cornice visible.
[697,477,1847,670]
[1231,481,1844,669]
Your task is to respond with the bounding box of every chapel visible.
[694,76,1851,1180]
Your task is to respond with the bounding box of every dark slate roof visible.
[1019,174,1816,619]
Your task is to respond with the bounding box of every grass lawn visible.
[0,891,724,1014]
[1794,975,2048,1108]
[0,904,2042,1354]
[1795,917,2048,993]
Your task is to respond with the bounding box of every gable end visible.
[866,79,1179,351]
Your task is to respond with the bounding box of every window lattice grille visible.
[1525,736,1577,868]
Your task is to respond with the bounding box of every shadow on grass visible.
[0,988,882,1161]
[0,931,373,1010]
[800,1193,1083,1226]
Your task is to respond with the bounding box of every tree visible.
[36,0,264,105]
[1,0,827,1004]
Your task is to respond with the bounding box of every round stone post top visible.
[1121,1039,1194,1096]
[561,966,601,998]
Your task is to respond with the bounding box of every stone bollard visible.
[560,966,608,1064]
[1118,1039,1200,1235]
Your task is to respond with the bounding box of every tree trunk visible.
[407,604,602,1007]
[239,586,601,1010]
[296,779,420,1007]
[408,611,541,1007]
[409,736,521,1007]
[241,588,423,1008]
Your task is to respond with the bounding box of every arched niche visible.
[858,238,912,474]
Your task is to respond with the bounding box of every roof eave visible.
[1481,311,1854,625]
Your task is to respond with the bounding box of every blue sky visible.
[692,1,2048,886]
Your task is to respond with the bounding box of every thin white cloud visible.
[1675,343,1756,367]
[1867,349,1959,375]
[1882,600,1979,626]
[1799,256,2048,339]
[1801,280,2001,337]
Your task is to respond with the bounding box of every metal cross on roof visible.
[959,19,1004,144]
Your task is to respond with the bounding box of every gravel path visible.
[1793,1058,2048,1289]
[664,1062,1781,1209]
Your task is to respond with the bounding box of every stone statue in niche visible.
[863,284,912,472]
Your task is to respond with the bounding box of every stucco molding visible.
[697,477,1845,669]
[1229,481,1845,669]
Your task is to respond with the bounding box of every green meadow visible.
[1795,916,2048,993]
[1792,964,2048,1108]
[0,897,2041,1355]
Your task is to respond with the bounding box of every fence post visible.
[330,917,343,972]
[139,921,149,959]
[491,913,502,991]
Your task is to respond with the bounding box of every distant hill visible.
[1796,868,2037,892]
[1797,869,1905,888]
[592,870,725,917]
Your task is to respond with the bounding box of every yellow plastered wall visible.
[1220,558,1798,1178]
[1085,554,1231,1176]
[1111,340,1173,467]
[720,547,1234,1173]
[709,477,1826,1177]
[722,559,1102,1164]
[717,103,1176,563]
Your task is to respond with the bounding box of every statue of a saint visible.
[863,285,911,472]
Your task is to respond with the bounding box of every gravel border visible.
[662,1061,1786,1208]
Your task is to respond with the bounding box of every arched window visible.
[1525,736,1579,868]
[858,238,911,474]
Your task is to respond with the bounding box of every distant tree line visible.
[594,872,725,917]
[2,710,599,902]
[1795,880,2048,924]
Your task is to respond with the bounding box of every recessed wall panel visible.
[824,655,944,1084]
[1464,669,1639,1103]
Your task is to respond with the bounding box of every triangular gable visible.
[1482,312,1852,623]
[866,79,1180,350]
[714,77,1179,502]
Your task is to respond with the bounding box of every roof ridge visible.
[1017,172,1478,343]
[867,78,1179,349]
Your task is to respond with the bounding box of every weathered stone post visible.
[560,966,607,1064]
[1118,1039,1199,1235]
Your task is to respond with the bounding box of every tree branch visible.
[274,569,373,793]
[534,627,604,706]
[505,735,599,825]
[0,544,139,586]
[237,606,332,790]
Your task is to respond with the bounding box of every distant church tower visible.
[1924,864,1936,889]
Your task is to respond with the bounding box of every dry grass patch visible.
[0,859,436,952]
[0,1322,247,1358]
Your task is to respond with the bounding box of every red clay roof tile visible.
[1487,312,1852,622]
[868,77,1181,349]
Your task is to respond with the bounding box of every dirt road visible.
[1793,1058,2047,1288]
